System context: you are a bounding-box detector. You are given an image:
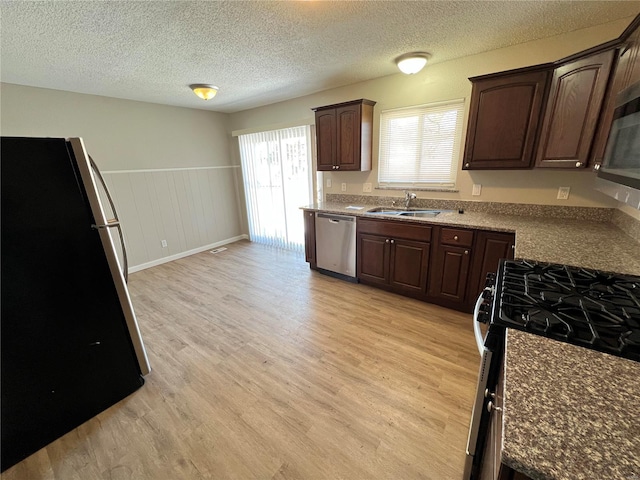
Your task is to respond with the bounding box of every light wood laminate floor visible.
[4,240,479,480]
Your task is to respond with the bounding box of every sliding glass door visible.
[238,125,313,251]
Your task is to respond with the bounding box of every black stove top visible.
[493,259,640,362]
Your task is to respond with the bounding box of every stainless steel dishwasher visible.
[315,212,356,279]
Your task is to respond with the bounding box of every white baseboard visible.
[128,235,249,273]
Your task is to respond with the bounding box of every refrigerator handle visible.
[89,155,129,283]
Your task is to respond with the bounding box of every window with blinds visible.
[378,99,465,188]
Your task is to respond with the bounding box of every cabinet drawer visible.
[357,218,432,242]
[440,227,474,247]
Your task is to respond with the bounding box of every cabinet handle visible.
[385,239,390,243]
[594,163,601,171]
[464,250,469,255]
[390,239,395,244]
[484,388,496,399]
[464,163,470,168]
[454,235,459,241]
[336,165,340,170]
[487,401,502,413]
[575,161,583,168]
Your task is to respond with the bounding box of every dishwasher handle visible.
[316,212,356,223]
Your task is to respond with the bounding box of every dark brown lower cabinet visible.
[357,233,390,286]
[356,218,431,298]
[316,215,517,313]
[467,231,515,307]
[303,210,316,268]
[389,239,430,294]
[428,245,472,307]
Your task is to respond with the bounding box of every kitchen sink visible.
[366,207,405,215]
[398,210,442,218]
[366,207,443,217]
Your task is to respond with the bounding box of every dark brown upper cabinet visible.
[463,68,550,169]
[535,49,615,169]
[312,99,375,172]
[462,13,640,171]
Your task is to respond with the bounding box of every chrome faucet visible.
[404,191,417,209]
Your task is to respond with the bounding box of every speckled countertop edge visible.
[503,330,640,480]
[302,202,640,276]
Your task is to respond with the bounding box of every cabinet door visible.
[428,245,472,303]
[463,69,549,169]
[467,231,515,306]
[303,211,316,266]
[315,109,336,171]
[389,239,430,294]
[357,233,390,286]
[622,18,640,91]
[336,104,361,171]
[536,49,615,168]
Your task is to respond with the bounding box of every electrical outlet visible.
[363,183,372,193]
[341,182,347,192]
[326,178,332,188]
[161,240,168,248]
[557,187,570,200]
[472,184,482,196]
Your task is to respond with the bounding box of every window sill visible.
[377,185,459,193]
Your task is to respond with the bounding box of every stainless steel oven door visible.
[464,287,496,479]
[464,345,493,479]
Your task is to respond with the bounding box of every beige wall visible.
[1,83,234,170]
[1,83,247,269]
[230,17,635,208]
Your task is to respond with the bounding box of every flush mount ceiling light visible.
[189,84,219,100]
[395,52,429,75]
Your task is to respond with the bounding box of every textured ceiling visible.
[1,1,640,113]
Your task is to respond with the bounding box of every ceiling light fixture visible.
[395,52,429,75]
[189,84,219,100]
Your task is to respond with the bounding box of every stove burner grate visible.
[494,260,640,362]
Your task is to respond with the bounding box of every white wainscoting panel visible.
[100,166,244,271]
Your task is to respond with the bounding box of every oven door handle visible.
[473,288,490,355]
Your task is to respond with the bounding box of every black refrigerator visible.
[1,137,151,471]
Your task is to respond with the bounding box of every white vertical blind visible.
[378,99,465,187]
[239,125,313,251]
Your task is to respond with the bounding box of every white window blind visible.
[238,125,313,252]
[378,99,465,188]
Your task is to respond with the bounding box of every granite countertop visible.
[302,201,640,275]
[504,330,640,480]
[304,200,640,479]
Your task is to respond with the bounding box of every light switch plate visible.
[326,178,332,188]
[472,184,482,196]
[341,182,347,192]
[557,186,570,200]
[363,183,372,193]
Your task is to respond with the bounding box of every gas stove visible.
[492,259,640,362]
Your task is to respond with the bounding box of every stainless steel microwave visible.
[596,80,640,208]
[598,81,640,189]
